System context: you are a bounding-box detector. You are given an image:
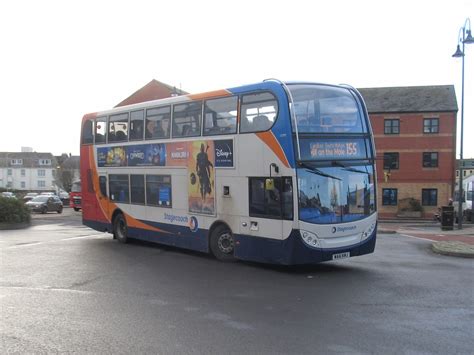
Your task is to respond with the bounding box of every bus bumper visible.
[234,228,376,265]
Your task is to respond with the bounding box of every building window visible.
[21,182,26,188]
[422,189,438,206]
[383,152,399,170]
[21,169,25,177]
[11,159,23,165]
[423,118,439,133]
[39,159,51,166]
[7,169,12,176]
[38,169,46,177]
[423,152,438,168]
[382,188,398,205]
[38,180,46,188]
[384,119,399,134]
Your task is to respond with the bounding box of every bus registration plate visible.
[332,252,350,260]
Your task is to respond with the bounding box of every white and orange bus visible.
[80,80,377,264]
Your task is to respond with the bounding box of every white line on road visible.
[0,285,95,295]
[4,234,108,249]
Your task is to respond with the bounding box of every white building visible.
[0,152,58,191]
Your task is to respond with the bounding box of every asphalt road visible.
[1,209,473,354]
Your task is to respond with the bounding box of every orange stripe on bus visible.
[125,214,172,234]
[256,131,290,168]
[188,89,231,101]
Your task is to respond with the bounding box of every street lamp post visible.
[452,18,474,229]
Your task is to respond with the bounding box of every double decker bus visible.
[80,80,376,264]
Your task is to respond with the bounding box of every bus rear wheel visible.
[210,225,235,262]
[113,213,128,243]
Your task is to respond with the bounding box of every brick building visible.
[359,86,458,219]
[115,79,187,107]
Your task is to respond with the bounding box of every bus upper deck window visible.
[240,92,278,133]
[95,117,107,144]
[108,112,129,143]
[130,110,144,140]
[82,119,93,144]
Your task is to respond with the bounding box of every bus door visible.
[241,177,293,240]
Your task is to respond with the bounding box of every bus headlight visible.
[362,222,376,240]
[300,230,321,248]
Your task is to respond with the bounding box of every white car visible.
[1,192,16,199]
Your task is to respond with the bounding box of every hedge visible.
[0,196,31,223]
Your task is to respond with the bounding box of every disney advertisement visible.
[187,140,215,215]
[97,139,233,169]
[97,147,127,167]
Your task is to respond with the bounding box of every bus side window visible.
[99,176,107,197]
[172,102,202,138]
[240,92,278,133]
[95,117,107,144]
[130,110,144,141]
[203,96,238,136]
[82,119,94,144]
[108,112,129,143]
[249,177,293,220]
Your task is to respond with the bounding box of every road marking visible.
[400,233,432,242]
[4,234,108,249]
[0,285,95,295]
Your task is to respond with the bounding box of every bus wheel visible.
[210,225,235,262]
[113,213,128,243]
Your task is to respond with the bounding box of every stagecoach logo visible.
[332,225,357,234]
[189,216,199,233]
[164,213,188,224]
[163,213,199,233]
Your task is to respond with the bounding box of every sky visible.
[0,0,473,158]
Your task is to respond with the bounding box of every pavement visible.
[378,219,474,258]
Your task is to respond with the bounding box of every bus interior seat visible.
[254,115,271,131]
[115,131,127,141]
[240,116,251,132]
[95,133,105,143]
[182,124,191,136]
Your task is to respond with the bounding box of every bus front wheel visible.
[210,225,235,262]
[113,213,128,243]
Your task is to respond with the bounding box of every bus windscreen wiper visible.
[299,162,341,181]
[331,161,370,175]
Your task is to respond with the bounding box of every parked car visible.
[25,195,63,214]
[1,192,16,199]
[23,192,38,202]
